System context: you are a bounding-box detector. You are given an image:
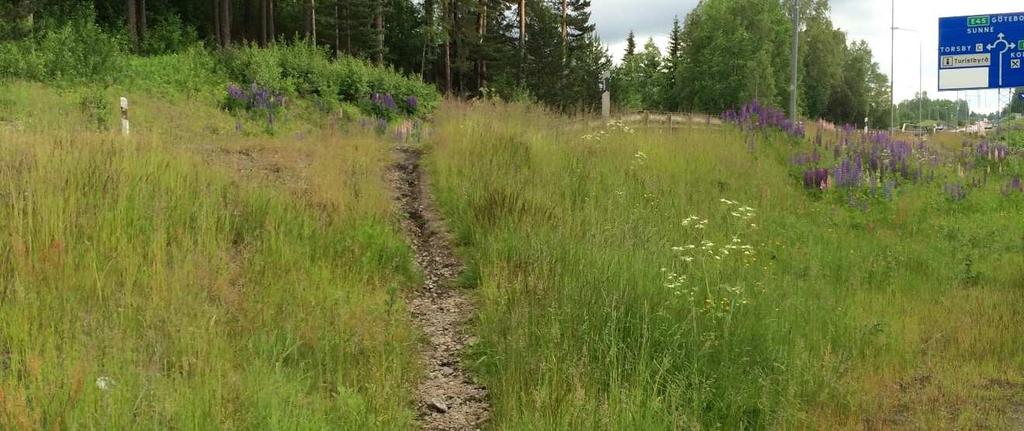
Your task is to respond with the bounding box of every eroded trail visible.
[391,146,490,430]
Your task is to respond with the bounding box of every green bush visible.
[218,44,293,95]
[0,18,125,85]
[140,14,201,56]
[124,45,224,96]
[219,42,439,117]
[76,87,110,131]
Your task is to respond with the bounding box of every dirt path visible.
[391,145,490,431]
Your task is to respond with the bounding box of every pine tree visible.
[667,17,681,62]
[623,30,636,62]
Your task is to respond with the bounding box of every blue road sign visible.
[938,12,1024,91]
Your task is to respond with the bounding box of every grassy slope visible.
[426,103,1024,429]
[0,83,419,429]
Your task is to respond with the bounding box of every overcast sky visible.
[592,0,1019,113]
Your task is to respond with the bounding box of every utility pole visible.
[789,0,799,122]
[890,0,895,131]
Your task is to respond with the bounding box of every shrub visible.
[124,45,224,96]
[0,17,125,85]
[77,87,110,131]
[218,42,439,117]
[140,14,201,56]
[218,44,292,95]
[35,18,126,84]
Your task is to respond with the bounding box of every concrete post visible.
[120,97,130,136]
[601,91,610,120]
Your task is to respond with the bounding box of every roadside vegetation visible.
[425,102,1024,429]
[3,1,1024,430]
[0,33,433,427]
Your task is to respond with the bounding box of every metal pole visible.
[918,39,923,124]
[789,0,799,122]
[890,0,895,132]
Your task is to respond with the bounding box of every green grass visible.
[425,103,1024,429]
[0,83,420,429]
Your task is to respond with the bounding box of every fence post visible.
[120,97,130,136]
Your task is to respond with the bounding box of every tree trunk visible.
[334,1,340,57]
[342,0,350,54]
[452,0,460,94]
[138,0,146,46]
[443,0,452,95]
[214,0,221,47]
[304,0,316,44]
[374,0,384,64]
[477,0,487,91]
[518,0,526,84]
[561,0,567,56]
[420,0,434,77]
[126,0,138,50]
[267,0,275,43]
[259,0,267,46]
[444,40,452,95]
[220,0,231,47]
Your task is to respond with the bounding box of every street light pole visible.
[789,0,799,122]
[890,0,895,132]
[893,26,922,126]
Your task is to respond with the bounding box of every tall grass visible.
[426,102,1024,429]
[0,84,419,429]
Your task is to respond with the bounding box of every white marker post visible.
[600,71,611,120]
[120,97,130,136]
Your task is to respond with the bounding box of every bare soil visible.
[391,145,490,431]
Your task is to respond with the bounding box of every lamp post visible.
[890,0,894,131]
[789,0,799,122]
[892,25,923,127]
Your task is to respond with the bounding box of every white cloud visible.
[593,0,1022,113]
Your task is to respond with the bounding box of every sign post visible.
[120,97,130,136]
[600,71,611,120]
[938,12,1024,92]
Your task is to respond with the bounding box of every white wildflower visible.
[96,376,114,391]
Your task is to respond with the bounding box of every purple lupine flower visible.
[406,96,419,112]
[803,168,830,190]
[880,180,897,199]
[227,83,246,102]
[834,155,862,188]
[1004,177,1023,194]
[722,101,803,139]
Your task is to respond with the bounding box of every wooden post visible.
[120,97,130,136]
[601,91,610,120]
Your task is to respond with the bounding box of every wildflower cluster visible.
[722,199,756,222]
[581,120,636,142]
[661,199,760,320]
[795,128,946,206]
[371,92,397,111]
[368,93,421,119]
[722,100,805,139]
[1004,177,1023,195]
[630,151,648,169]
[607,120,635,134]
[225,82,286,130]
